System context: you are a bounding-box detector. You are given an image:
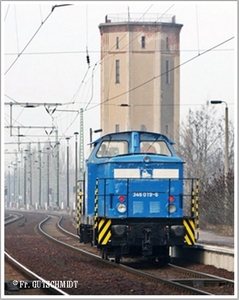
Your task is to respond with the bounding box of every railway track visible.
[5,212,172,295]
[122,260,234,295]
[5,252,69,296]
[40,213,234,295]
[4,212,24,225]
[4,211,234,295]
[4,213,69,296]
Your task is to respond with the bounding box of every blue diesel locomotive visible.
[76,130,199,263]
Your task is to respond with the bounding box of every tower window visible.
[115,59,120,83]
[141,124,147,131]
[116,37,119,49]
[141,36,145,48]
[165,124,169,135]
[166,37,169,51]
[166,60,170,84]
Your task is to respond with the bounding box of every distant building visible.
[99,13,183,142]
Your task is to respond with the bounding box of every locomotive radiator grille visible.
[183,218,196,245]
[98,219,112,245]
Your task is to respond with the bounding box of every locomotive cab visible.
[77,131,199,263]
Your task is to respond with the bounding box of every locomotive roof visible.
[91,130,175,146]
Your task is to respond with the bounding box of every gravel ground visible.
[4,212,178,295]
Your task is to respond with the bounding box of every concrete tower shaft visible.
[99,14,183,142]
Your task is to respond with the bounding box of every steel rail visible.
[40,214,213,295]
[4,212,24,226]
[56,214,234,295]
[4,252,69,295]
[169,263,234,285]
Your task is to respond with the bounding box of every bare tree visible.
[177,102,234,233]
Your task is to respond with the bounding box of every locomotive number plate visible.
[132,192,159,197]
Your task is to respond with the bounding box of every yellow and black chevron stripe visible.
[94,180,99,229]
[98,219,112,245]
[195,179,200,232]
[76,186,82,229]
[183,218,196,245]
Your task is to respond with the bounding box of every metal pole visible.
[14,151,17,205]
[210,100,229,176]
[225,105,229,176]
[38,144,42,208]
[29,143,32,207]
[8,166,11,206]
[55,129,60,209]
[224,104,229,221]
[10,102,13,136]
[24,149,29,207]
[46,148,50,208]
[57,141,60,209]
[14,161,17,206]
[74,132,79,209]
[210,100,229,223]
[24,156,27,207]
[18,155,20,207]
[20,149,23,206]
[18,127,20,152]
[90,128,92,148]
[66,137,70,210]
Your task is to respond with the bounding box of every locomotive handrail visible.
[95,177,199,219]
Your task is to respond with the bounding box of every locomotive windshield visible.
[96,140,128,157]
[140,140,172,156]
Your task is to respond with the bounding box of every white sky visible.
[2,1,237,166]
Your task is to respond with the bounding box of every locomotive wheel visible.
[115,254,121,264]
[101,250,109,260]
[155,246,171,265]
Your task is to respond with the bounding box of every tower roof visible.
[99,13,183,30]
[103,13,182,24]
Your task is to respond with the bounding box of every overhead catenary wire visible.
[84,64,97,111]
[155,4,174,22]
[14,5,20,54]
[4,4,10,21]
[86,4,90,68]
[4,4,71,75]
[39,4,43,23]
[195,4,200,56]
[4,94,19,103]
[85,36,234,112]
[4,48,233,56]
[4,5,56,75]
[51,4,91,124]
[4,4,234,142]
[49,31,234,137]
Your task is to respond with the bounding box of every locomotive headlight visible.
[117,203,127,213]
[167,204,176,213]
[144,156,150,163]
